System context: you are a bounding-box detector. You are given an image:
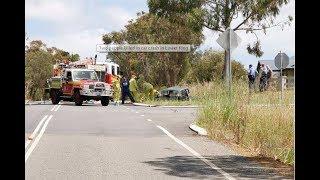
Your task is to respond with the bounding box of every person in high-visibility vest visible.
[129,74,138,102]
[112,75,121,105]
[142,82,154,100]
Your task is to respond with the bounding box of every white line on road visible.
[140,114,145,117]
[50,105,58,111]
[25,115,53,163]
[54,105,61,112]
[147,119,152,122]
[157,125,236,180]
[135,111,139,113]
[25,115,48,149]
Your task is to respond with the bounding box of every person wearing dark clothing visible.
[259,64,268,92]
[120,76,135,104]
[266,65,273,90]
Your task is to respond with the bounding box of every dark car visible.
[158,86,190,100]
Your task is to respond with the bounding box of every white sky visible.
[25,0,295,68]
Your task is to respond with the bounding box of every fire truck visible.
[45,60,115,106]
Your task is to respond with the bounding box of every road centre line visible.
[25,115,48,149]
[25,115,53,163]
[156,125,236,180]
[140,114,145,117]
[147,119,152,122]
[54,105,61,112]
[50,105,58,111]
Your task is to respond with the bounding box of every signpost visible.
[217,28,241,101]
[274,51,289,104]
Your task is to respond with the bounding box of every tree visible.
[27,40,47,52]
[184,49,246,83]
[148,0,293,79]
[47,47,78,63]
[103,12,203,87]
[25,49,54,100]
[70,54,80,62]
[25,40,77,100]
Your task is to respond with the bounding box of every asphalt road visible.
[25,101,292,180]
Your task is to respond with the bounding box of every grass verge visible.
[195,81,294,166]
[143,80,294,166]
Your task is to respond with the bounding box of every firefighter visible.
[142,81,155,100]
[112,75,121,105]
[129,74,138,102]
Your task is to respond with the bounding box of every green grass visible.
[143,81,294,165]
[195,81,294,165]
[143,81,294,106]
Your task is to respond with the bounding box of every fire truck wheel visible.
[50,89,60,104]
[74,90,83,106]
[101,97,109,106]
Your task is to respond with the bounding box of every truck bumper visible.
[80,89,113,97]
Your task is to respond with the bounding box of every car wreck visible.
[157,86,190,100]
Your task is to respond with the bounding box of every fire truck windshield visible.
[73,70,98,81]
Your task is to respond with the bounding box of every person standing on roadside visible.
[112,75,121,105]
[259,64,268,92]
[247,64,257,93]
[129,73,138,102]
[120,76,135,104]
[266,65,273,90]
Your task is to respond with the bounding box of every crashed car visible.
[157,86,190,100]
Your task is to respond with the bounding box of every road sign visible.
[216,28,242,52]
[216,28,242,101]
[274,52,289,69]
[274,51,289,105]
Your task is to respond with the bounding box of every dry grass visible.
[195,81,294,165]
[142,80,294,165]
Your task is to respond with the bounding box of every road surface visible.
[25,101,292,179]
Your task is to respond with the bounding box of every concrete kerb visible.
[158,105,200,108]
[189,123,208,136]
[132,103,157,107]
[25,100,49,105]
[133,102,201,108]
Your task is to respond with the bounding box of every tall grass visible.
[141,80,294,165]
[196,81,294,165]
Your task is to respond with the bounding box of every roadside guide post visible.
[274,51,289,104]
[217,28,241,102]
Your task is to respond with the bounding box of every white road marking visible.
[50,105,57,111]
[140,114,145,117]
[147,119,152,122]
[25,115,48,149]
[135,111,139,113]
[25,115,53,163]
[157,125,236,180]
[54,105,61,112]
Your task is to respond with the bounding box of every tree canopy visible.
[103,12,203,86]
[148,0,293,57]
[25,40,80,100]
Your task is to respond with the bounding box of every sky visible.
[25,0,295,68]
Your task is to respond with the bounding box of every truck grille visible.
[95,83,105,88]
